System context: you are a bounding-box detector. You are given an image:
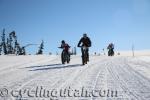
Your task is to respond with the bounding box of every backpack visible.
[82,37,91,47]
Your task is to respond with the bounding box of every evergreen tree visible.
[15,43,25,55]
[1,29,7,55]
[0,29,26,55]
[0,43,2,55]
[11,31,17,54]
[7,37,13,54]
[8,31,14,54]
[37,40,44,55]
[20,46,26,55]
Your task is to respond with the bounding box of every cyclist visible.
[59,40,70,64]
[77,33,91,64]
[107,43,114,56]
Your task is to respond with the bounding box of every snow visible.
[136,56,150,62]
[116,50,150,57]
[0,55,150,100]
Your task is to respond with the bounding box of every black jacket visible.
[78,37,91,47]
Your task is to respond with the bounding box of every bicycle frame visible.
[61,50,70,64]
[81,46,88,65]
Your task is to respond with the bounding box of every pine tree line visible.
[0,29,44,55]
[0,29,25,55]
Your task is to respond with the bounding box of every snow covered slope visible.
[0,55,150,100]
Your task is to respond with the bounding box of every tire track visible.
[55,57,110,100]
[0,57,60,100]
[90,62,108,100]
[10,56,80,100]
[107,62,139,100]
[12,57,108,100]
[108,58,150,100]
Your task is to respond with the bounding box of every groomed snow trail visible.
[0,55,150,100]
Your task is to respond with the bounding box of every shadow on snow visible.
[25,64,82,71]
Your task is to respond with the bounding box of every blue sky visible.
[0,0,150,54]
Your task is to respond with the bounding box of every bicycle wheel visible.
[66,53,70,64]
[84,50,88,64]
[61,51,65,64]
[82,49,87,65]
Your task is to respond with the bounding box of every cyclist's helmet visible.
[61,40,65,44]
[83,33,87,38]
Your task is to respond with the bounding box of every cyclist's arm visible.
[58,44,64,48]
[88,38,92,47]
[77,38,82,47]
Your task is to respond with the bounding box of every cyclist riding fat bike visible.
[59,40,70,64]
[77,33,91,63]
[107,43,114,56]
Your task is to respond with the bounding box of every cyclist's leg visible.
[85,50,87,64]
[81,48,84,57]
[68,51,70,61]
[61,51,65,64]
[112,49,114,56]
[81,48,85,65]
[111,49,113,56]
[66,51,70,63]
[87,48,89,62]
[108,49,110,56]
